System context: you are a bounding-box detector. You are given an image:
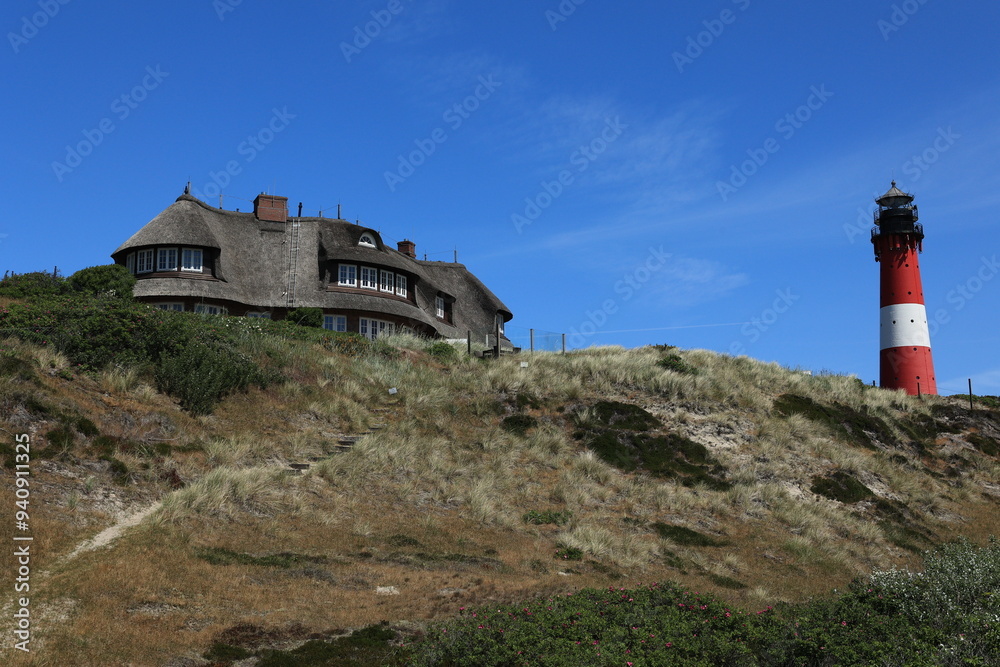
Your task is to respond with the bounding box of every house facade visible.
[111,192,512,341]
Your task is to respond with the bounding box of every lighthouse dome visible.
[876,181,914,208]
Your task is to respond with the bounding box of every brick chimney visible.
[253,193,288,223]
[397,239,416,258]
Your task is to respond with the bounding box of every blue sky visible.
[3,0,999,394]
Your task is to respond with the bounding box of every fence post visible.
[917,382,921,399]
[467,330,472,357]
[969,378,974,411]
[494,320,501,359]
[561,333,566,355]
[530,329,534,355]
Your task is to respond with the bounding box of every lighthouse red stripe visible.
[879,346,936,396]
[878,238,925,307]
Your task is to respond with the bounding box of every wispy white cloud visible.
[644,256,749,308]
[940,367,1000,396]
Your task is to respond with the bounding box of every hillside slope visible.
[1,319,998,665]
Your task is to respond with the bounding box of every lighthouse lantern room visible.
[871,181,937,395]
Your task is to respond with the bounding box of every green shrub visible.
[427,341,458,362]
[554,546,583,561]
[657,353,698,375]
[67,264,136,298]
[411,540,1000,666]
[155,341,271,415]
[522,510,572,526]
[286,307,323,328]
[0,270,68,298]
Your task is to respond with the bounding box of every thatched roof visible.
[111,194,512,338]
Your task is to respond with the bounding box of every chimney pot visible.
[397,239,416,258]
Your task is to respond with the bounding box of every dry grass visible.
[2,335,998,665]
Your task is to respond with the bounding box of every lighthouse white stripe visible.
[880,303,931,350]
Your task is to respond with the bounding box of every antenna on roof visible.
[337,203,342,219]
[184,181,191,195]
[454,248,458,263]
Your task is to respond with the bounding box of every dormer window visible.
[136,249,154,274]
[359,233,377,248]
[157,248,177,272]
[182,249,203,272]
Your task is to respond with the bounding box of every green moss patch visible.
[588,400,660,431]
[652,522,727,547]
[967,432,1000,457]
[657,353,698,375]
[501,414,538,436]
[196,547,329,568]
[810,471,874,503]
[582,429,730,489]
[774,394,896,450]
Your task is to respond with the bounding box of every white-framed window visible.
[338,264,357,287]
[125,252,135,274]
[496,313,505,335]
[182,248,203,272]
[154,302,184,312]
[359,233,377,248]
[136,249,154,274]
[360,266,378,290]
[359,317,392,341]
[246,311,271,319]
[157,248,178,272]
[395,275,407,298]
[380,270,393,293]
[435,296,446,319]
[194,304,226,315]
[323,314,347,332]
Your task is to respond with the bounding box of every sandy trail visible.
[64,503,161,561]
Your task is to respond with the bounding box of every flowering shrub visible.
[410,539,1000,666]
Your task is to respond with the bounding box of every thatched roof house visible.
[112,192,512,341]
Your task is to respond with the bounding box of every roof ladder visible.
[285,218,301,308]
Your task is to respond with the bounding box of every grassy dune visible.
[1,313,998,665]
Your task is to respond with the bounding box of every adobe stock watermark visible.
[716,84,833,202]
[384,74,503,192]
[928,255,999,335]
[878,0,931,41]
[511,116,628,234]
[8,0,73,54]
[567,246,672,347]
[883,254,998,379]
[341,0,413,63]
[190,107,296,202]
[12,432,33,653]
[51,65,169,183]
[545,0,587,31]
[842,127,960,244]
[213,0,243,21]
[728,288,799,356]
[673,0,752,73]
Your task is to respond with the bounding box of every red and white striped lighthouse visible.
[871,182,936,395]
